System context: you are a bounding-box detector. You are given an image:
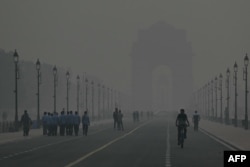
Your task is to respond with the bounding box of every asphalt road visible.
[0,112,230,167]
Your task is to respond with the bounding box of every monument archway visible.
[130,21,194,111]
[152,65,172,111]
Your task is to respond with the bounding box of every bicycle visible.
[178,125,185,148]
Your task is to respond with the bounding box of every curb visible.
[199,127,243,151]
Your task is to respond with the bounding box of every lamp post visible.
[199,88,201,115]
[118,91,121,110]
[208,82,210,119]
[211,79,214,119]
[205,84,208,118]
[243,53,249,129]
[215,76,218,120]
[234,62,238,127]
[36,59,41,128]
[13,50,19,131]
[219,73,223,123]
[107,87,110,114]
[226,68,230,124]
[91,81,94,120]
[203,85,206,117]
[98,83,101,120]
[85,78,88,111]
[111,88,113,112]
[114,89,117,109]
[66,71,70,112]
[77,75,80,112]
[102,85,105,118]
[82,74,85,113]
[53,66,57,113]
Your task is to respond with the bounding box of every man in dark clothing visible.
[42,112,48,135]
[82,111,90,136]
[20,110,32,136]
[73,111,81,136]
[117,110,124,131]
[176,109,190,143]
[192,110,200,131]
[113,108,118,130]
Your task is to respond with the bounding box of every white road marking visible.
[64,122,150,167]
[0,128,109,161]
[200,128,241,150]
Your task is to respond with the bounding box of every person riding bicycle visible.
[176,109,190,144]
[192,110,200,131]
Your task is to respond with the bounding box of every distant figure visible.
[117,110,124,131]
[176,109,190,144]
[136,111,140,122]
[42,112,48,135]
[69,111,74,136]
[59,110,66,136]
[192,110,200,131]
[82,111,90,136]
[66,111,70,135]
[20,110,32,136]
[47,112,52,136]
[73,111,81,136]
[48,113,54,136]
[113,108,118,130]
[53,112,59,136]
[133,111,139,123]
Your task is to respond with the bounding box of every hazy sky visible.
[0,0,249,92]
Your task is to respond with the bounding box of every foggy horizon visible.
[0,0,249,94]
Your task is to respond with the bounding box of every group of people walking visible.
[113,108,124,131]
[42,109,90,136]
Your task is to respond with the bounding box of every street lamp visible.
[53,66,57,113]
[203,85,206,117]
[205,84,208,118]
[233,62,238,127]
[107,87,110,114]
[66,71,70,112]
[226,68,230,124]
[211,79,214,119]
[219,73,223,123]
[91,81,94,120]
[243,53,249,129]
[214,76,218,120]
[36,59,41,128]
[77,75,80,112]
[208,82,210,119]
[85,78,88,111]
[110,88,113,112]
[13,50,19,131]
[102,84,105,118]
[98,83,101,120]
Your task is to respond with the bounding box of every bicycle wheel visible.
[180,128,184,148]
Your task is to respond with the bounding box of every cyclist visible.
[176,109,190,145]
[192,110,200,131]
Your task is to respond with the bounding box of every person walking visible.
[59,110,66,136]
[69,111,74,136]
[192,110,200,131]
[66,111,70,136]
[73,111,81,136]
[113,108,118,130]
[82,111,90,136]
[117,110,124,131]
[42,112,48,135]
[20,110,32,136]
